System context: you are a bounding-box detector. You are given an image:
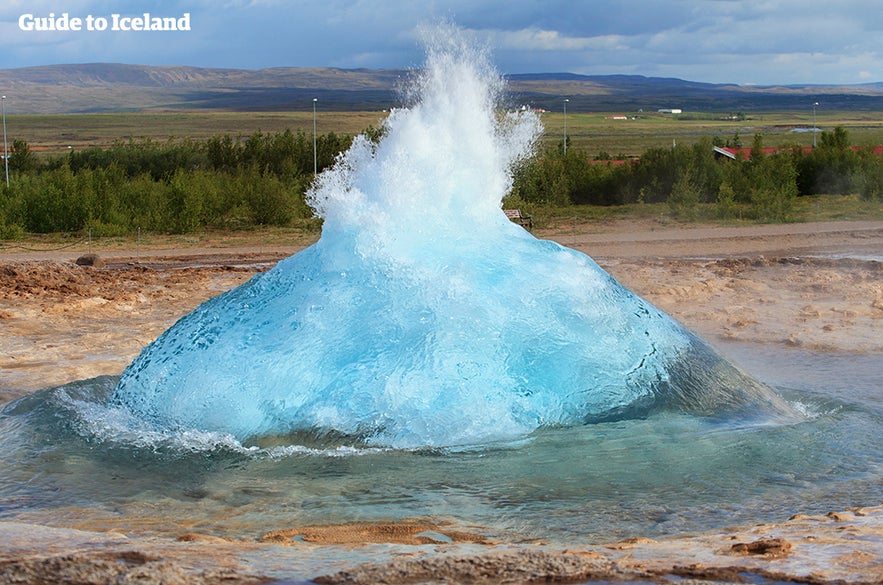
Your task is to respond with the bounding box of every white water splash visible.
[110,28,797,449]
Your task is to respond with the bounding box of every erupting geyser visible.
[111,30,797,448]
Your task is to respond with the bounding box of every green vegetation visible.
[0,129,353,238]
[538,109,883,155]
[0,111,882,240]
[507,128,883,224]
[4,111,387,156]
[11,108,883,157]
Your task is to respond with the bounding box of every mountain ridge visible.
[1,63,881,114]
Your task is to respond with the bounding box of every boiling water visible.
[108,28,796,450]
[1,343,880,546]
[1,28,880,563]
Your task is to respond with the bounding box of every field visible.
[13,110,389,155]
[543,109,883,155]
[10,108,883,157]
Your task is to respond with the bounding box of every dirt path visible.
[547,219,883,259]
[3,219,882,262]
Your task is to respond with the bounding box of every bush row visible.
[1,125,880,237]
[510,127,883,221]
[0,129,354,236]
[3,163,317,236]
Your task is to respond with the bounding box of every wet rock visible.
[260,520,490,546]
[314,549,636,585]
[729,537,793,558]
[0,550,264,585]
[177,533,234,544]
[606,536,657,550]
[76,254,105,268]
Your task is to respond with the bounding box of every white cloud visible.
[485,28,628,52]
[0,0,879,84]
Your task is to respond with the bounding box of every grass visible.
[792,194,883,222]
[526,194,883,233]
[14,110,390,156]
[539,110,883,156]
[0,224,323,255]
[11,108,883,157]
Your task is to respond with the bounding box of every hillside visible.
[1,63,882,113]
[0,63,409,113]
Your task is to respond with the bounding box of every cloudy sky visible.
[0,0,881,86]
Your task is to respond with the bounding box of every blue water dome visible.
[111,29,798,449]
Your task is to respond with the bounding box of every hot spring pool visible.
[2,28,880,583]
[1,341,880,548]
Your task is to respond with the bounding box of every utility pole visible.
[2,96,8,188]
[313,98,318,175]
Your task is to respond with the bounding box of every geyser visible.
[111,30,796,448]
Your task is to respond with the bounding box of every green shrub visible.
[856,148,883,201]
[668,170,701,220]
[0,221,24,240]
[165,169,204,234]
[716,181,739,219]
[748,154,798,222]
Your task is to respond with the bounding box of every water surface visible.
[1,341,879,546]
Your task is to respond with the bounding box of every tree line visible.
[0,128,355,238]
[509,126,883,221]
[1,125,880,238]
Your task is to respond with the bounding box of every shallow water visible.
[1,341,880,546]
[2,31,881,559]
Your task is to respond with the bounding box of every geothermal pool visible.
[1,29,881,581]
[107,29,798,449]
[0,341,880,549]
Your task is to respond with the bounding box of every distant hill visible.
[1,63,882,114]
[507,73,883,112]
[0,63,409,113]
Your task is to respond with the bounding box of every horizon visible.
[2,61,880,90]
